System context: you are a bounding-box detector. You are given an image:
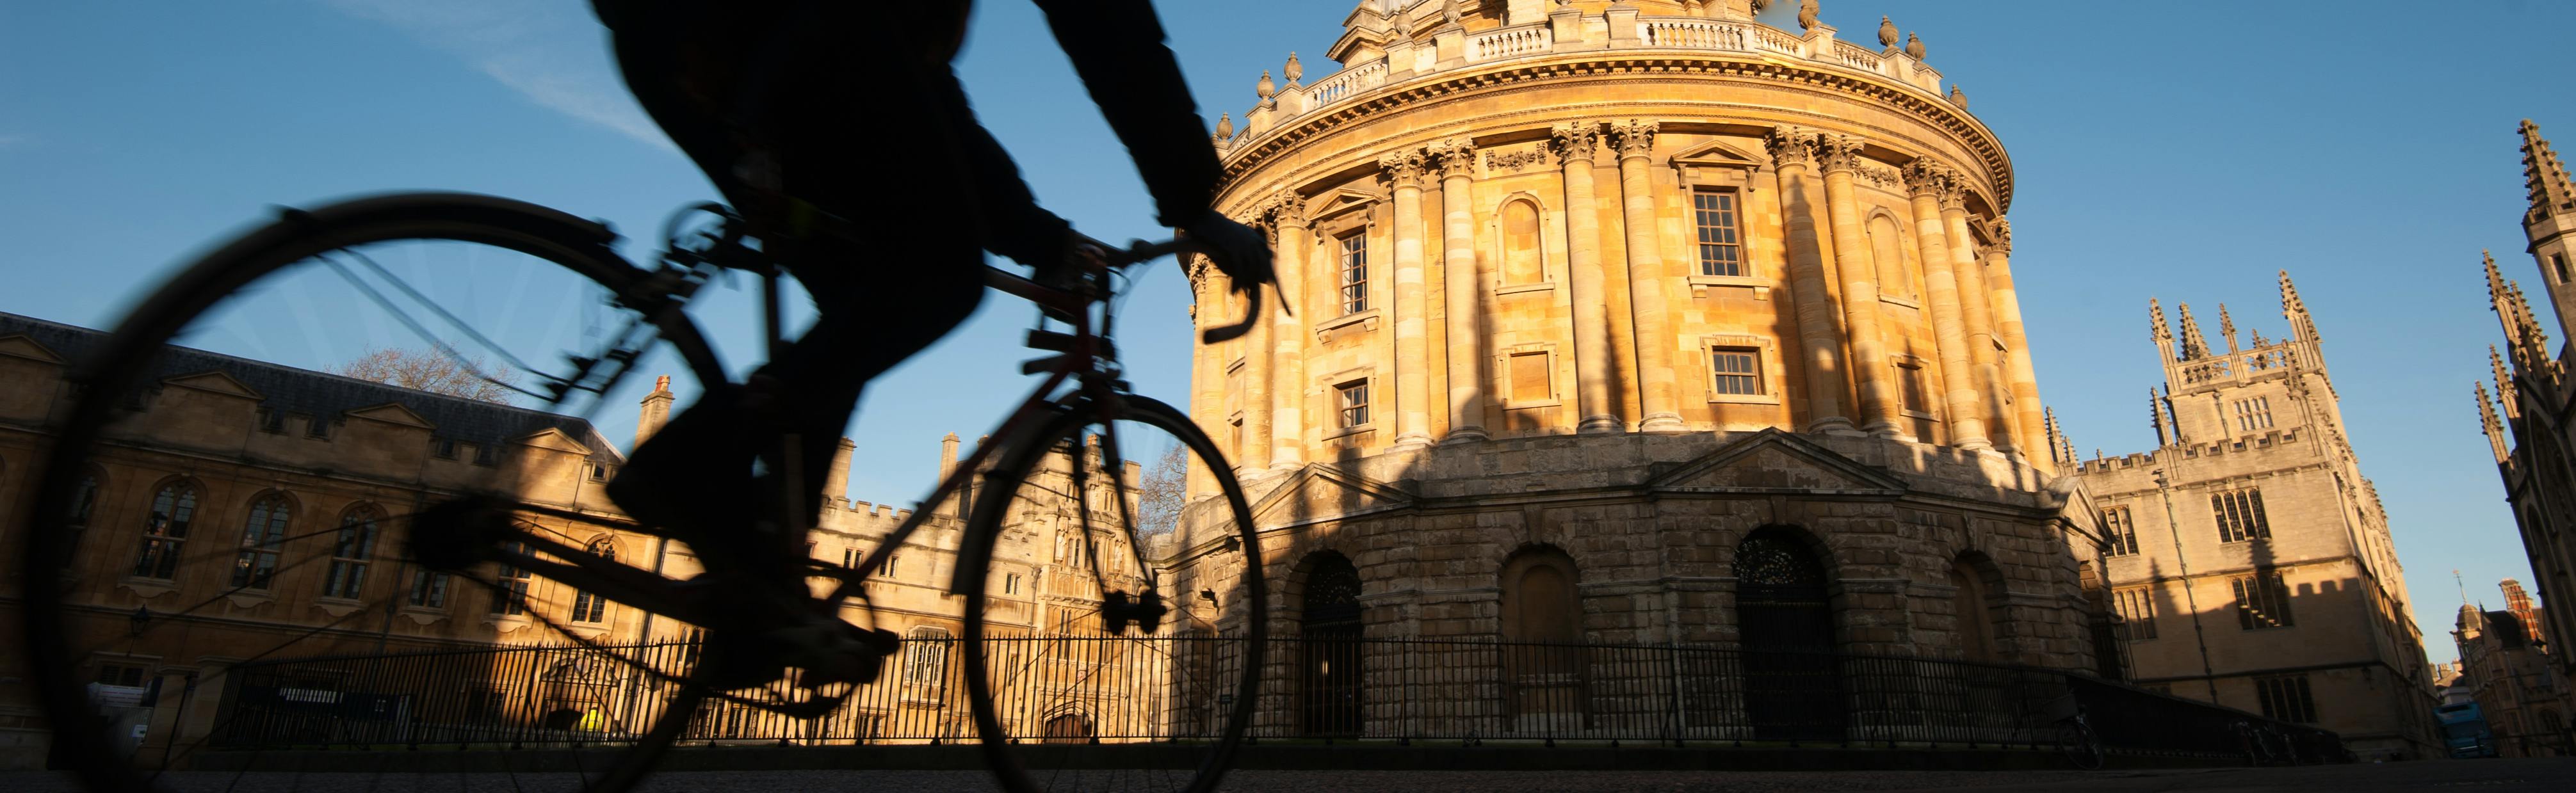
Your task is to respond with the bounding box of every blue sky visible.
[4,1,2568,663]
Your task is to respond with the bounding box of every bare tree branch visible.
[1133,443,1190,536]
[332,348,515,405]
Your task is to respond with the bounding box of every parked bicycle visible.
[22,195,1272,793]
[2050,699,2104,770]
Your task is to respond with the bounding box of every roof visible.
[0,311,624,464]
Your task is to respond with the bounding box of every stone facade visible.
[2450,580,2572,756]
[2472,117,2576,755]
[0,312,1130,765]
[2061,278,2440,758]
[1163,1,2105,724]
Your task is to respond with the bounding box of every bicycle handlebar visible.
[1079,235,1279,346]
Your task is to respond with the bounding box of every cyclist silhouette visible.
[588,1,1272,583]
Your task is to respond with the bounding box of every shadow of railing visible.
[206,636,2347,762]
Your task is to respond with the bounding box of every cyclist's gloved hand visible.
[1178,211,1275,298]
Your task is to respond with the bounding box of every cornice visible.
[1219,51,2013,211]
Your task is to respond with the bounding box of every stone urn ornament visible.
[1284,52,1303,86]
[1879,16,1898,47]
[1797,0,1819,31]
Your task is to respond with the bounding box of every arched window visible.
[569,538,617,623]
[321,505,380,600]
[1949,556,2002,663]
[1501,200,1544,285]
[1867,214,1915,299]
[1298,552,1364,736]
[903,626,952,688]
[131,482,198,581]
[230,493,293,590]
[1733,528,1842,741]
[69,472,101,531]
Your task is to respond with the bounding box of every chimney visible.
[939,433,964,518]
[635,374,674,449]
[823,437,855,511]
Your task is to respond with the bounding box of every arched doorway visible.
[1735,530,1842,742]
[1500,547,1585,728]
[1299,552,1363,736]
[1040,712,1093,744]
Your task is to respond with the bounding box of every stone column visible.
[1189,264,1229,496]
[1766,127,1856,434]
[1941,182,2016,456]
[1819,134,1906,438]
[1426,139,1489,443]
[1553,121,1624,434]
[1901,159,1989,451]
[1270,193,1312,469]
[1381,150,1436,451]
[1240,211,1276,471]
[1610,120,1684,432]
[1985,219,2049,474]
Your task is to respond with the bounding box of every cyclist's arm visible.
[1029,0,1225,229]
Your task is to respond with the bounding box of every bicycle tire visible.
[2055,721,2103,769]
[952,394,1268,793]
[19,192,725,793]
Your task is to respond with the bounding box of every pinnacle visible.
[2523,120,2576,221]
[2149,298,2171,341]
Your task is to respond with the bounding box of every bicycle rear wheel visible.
[953,394,1267,793]
[2054,721,2103,769]
[16,192,726,792]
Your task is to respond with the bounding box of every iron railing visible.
[206,636,2345,761]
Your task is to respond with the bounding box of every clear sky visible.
[3,1,2568,664]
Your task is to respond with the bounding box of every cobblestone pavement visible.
[10,759,2572,792]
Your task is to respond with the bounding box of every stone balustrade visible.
[1220,13,1952,149]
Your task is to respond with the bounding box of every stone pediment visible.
[512,427,593,455]
[1308,187,1385,222]
[160,371,263,400]
[343,402,435,429]
[0,335,66,364]
[1249,463,1414,529]
[1667,138,1762,169]
[1648,428,1906,495]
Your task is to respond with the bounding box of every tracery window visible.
[2212,488,2271,543]
[2112,586,2158,640]
[2255,675,2316,723]
[320,506,379,599]
[2233,569,2295,630]
[903,626,951,687]
[2100,506,2139,557]
[2233,397,2274,431]
[132,483,198,581]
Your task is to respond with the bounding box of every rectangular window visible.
[1005,573,1021,595]
[2100,506,2139,557]
[1336,380,1371,429]
[886,555,901,578]
[588,463,610,483]
[2233,397,2274,431]
[1507,351,1551,403]
[96,663,149,688]
[2255,675,2317,723]
[842,547,862,569]
[432,438,457,460]
[2112,586,2159,640]
[2212,488,2271,543]
[2233,569,2296,630]
[904,628,952,687]
[302,414,330,439]
[1711,348,1762,396]
[1692,190,1744,276]
[2555,253,2568,284]
[409,570,449,609]
[258,408,286,434]
[1337,234,1368,314]
[490,541,531,616]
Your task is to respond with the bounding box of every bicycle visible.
[20,193,1273,793]
[2050,701,2104,770]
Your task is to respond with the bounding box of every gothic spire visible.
[2280,270,2319,346]
[2219,303,2239,354]
[2491,345,2521,420]
[2525,119,2576,224]
[2150,387,2173,447]
[2149,298,2172,342]
[2478,381,2511,465]
[2045,407,2077,467]
[2176,302,2210,360]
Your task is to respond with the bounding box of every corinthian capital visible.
[1272,191,1312,227]
[1377,150,1428,188]
[1900,157,1946,198]
[1991,217,2013,255]
[1763,126,1820,168]
[1423,138,1477,179]
[1936,173,1970,212]
[1607,119,1659,160]
[1815,134,1866,173]
[1549,122,1602,164]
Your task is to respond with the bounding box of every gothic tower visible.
[2520,120,2576,337]
[2475,119,2576,710]
[2068,273,2438,758]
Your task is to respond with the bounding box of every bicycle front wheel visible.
[953,394,1268,793]
[17,192,725,793]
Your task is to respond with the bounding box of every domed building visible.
[1168,0,2110,733]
